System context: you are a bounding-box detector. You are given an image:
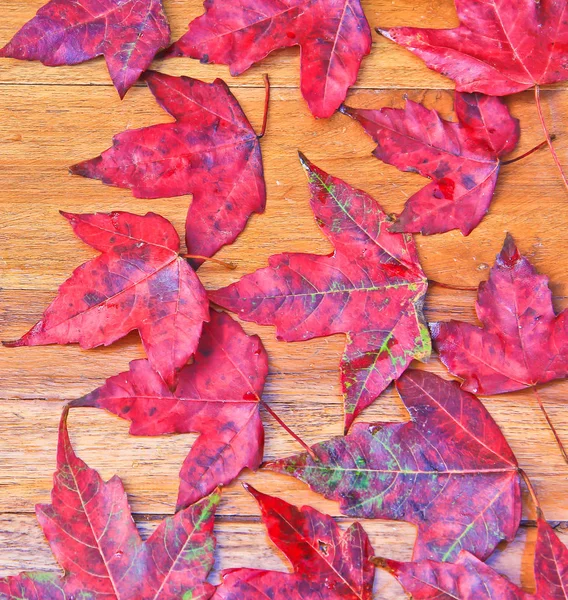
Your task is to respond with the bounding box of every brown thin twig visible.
[519,468,542,516]
[534,85,568,193]
[257,74,271,139]
[180,254,237,270]
[532,386,568,465]
[260,400,318,461]
[501,138,553,166]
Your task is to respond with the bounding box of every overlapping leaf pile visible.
[1,0,567,598]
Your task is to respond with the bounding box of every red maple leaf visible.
[212,484,375,600]
[72,310,268,508]
[375,516,568,599]
[0,408,220,600]
[70,71,266,260]
[340,92,520,235]
[165,0,372,118]
[266,370,521,562]
[209,153,430,432]
[432,234,568,395]
[4,211,209,389]
[0,0,170,98]
[378,0,568,97]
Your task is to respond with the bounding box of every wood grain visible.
[0,0,567,596]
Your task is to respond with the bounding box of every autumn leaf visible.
[72,310,267,508]
[376,0,568,191]
[165,0,372,118]
[432,234,568,395]
[4,211,209,389]
[375,517,568,599]
[266,370,521,562]
[210,153,430,431]
[0,408,220,600]
[340,92,520,235]
[0,0,170,98]
[212,484,374,599]
[70,71,266,260]
[377,0,568,96]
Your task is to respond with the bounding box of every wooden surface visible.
[0,0,567,597]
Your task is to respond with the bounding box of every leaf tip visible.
[298,150,312,172]
[375,27,393,40]
[499,233,521,267]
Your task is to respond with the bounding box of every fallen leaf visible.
[4,211,209,388]
[340,92,520,235]
[0,408,220,600]
[376,516,568,599]
[210,153,430,431]
[72,309,267,508]
[266,369,521,562]
[378,0,568,95]
[212,484,374,599]
[432,234,568,394]
[71,71,266,260]
[166,0,372,118]
[0,0,170,98]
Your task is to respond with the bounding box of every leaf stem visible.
[427,279,478,292]
[501,138,553,166]
[532,386,568,465]
[534,85,568,193]
[257,74,271,139]
[519,468,542,516]
[180,254,237,270]
[260,400,318,461]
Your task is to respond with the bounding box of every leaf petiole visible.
[534,85,568,193]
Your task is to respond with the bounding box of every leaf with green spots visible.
[266,370,521,562]
[0,409,220,600]
[374,516,568,599]
[210,153,430,432]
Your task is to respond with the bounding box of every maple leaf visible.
[165,0,372,118]
[0,0,170,98]
[209,153,430,432]
[266,369,521,562]
[212,484,374,599]
[70,71,266,260]
[432,234,568,394]
[71,310,267,508]
[377,0,568,97]
[0,408,220,600]
[4,211,209,389]
[340,92,520,236]
[375,516,568,599]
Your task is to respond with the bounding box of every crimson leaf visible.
[0,0,170,98]
[165,0,372,118]
[340,92,520,235]
[72,309,267,508]
[4,211,209,389]
[432,234,568,394]
[378,0,568,96]
[0,409,220,600]
[70,71,266,260]
[210,153,430,432]
[212,484,374,599]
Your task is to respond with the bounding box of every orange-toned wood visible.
[0,0,567,597]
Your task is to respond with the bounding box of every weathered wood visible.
[0,0,567,596]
